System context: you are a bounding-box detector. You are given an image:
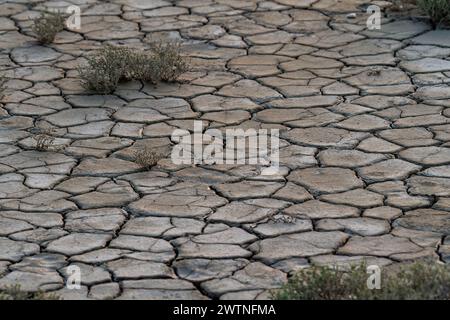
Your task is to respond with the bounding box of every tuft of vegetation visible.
[32,10,66,44]
[78,45,132,94]
[269,213,297,224]
[389,0,417,11]
[134,147,163,170]
[273,261,450,300]
[33,128,56,151]
[78,42,188,94]
[367,69,381,77]
[151,41,188,82]
[0,285,60,300]
[0,75,6,99]
[122,49,160,84]
[417,0,450,28]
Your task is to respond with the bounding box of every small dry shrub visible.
[417,0,450,28]
[367,69,381,76]
[0,75,6,99]
[0,285,60,300]
[134,147,163,170]
[78,42,188,94]
[269,213,297,224]
[32,10,65,44]
[273,261,450,300]
[389,0,417,11]
[78,45,132,94]
[151,41,189,82]
[124,50,160,83]
[33,128,56,151]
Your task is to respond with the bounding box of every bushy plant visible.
[32,10,66,44]
[78,45,132,94]
[123,50,159,84]
[273,261,450,300]
[390,0,417,11]
[273,263,370,300]
[0,75,6,99]
[151,41,189,82]
[378,261,450,299]
[134,147,163,170]
[417,0,450,28]
[33,129,56,151]
[0,285,60,300]
[78,42,188,94]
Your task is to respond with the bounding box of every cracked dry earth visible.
[1,0,450,300]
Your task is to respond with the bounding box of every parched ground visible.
[1,0,450,300]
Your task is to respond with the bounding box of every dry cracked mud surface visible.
[1,0,450,300]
